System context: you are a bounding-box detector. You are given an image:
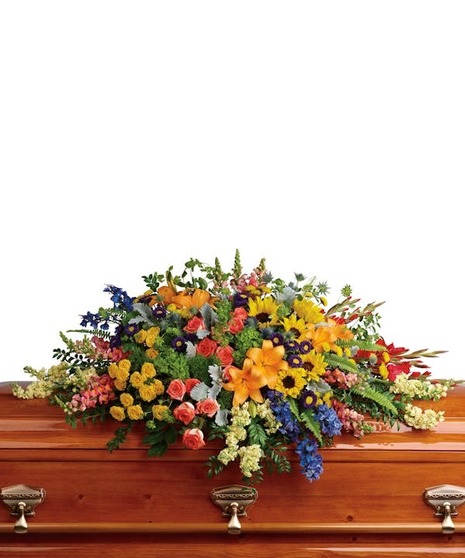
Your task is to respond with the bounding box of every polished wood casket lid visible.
[1,381,464,557]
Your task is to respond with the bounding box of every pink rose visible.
[185,378,201,394]
[166,379,187,401]
[227,317,245,334]
[233,307,248,321]
[196,398,220,418]
[173,402,196,425]
[215,345,234,366]
[184,316,205,333]
[196,337,218,357]
[182,428,206,450]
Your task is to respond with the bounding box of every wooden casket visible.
[1,381,465,557]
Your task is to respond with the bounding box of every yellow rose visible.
[130,371,144,388]
[145,348,159,359]
[114,379,127,391]
[145,327,160,348]
[153,379,165,396]
[141,362,156,379]
[116,368,130,382]
[139,384,157,402]
[134,330,147,344]
[152,404,170,421]
[108,363,119,379]
[109,406,125,421]
[118,359,132,374]
[120,393,134,407]
[127,404,144,420]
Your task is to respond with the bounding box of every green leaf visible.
[351,385,398,416]
[300,409,323,444]
[324,353,359,374]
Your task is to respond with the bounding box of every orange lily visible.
[223,340,288,406]
[305,318,353,353]
[222,360,269,406]
[158,285,178,305]
[245,340,287,389]
[171,288,214,310]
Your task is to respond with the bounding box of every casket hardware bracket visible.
[1,483,46,534]
[423,484,465,534]
[210,484,258,535]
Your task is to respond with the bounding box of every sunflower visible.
[281,313,308,340]
[275,368,307,398]
[300,350,327,381]
[248,296,280,328]
[293,298,324,324]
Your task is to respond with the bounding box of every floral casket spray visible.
[3,251,465,556]
[12,250,458,485]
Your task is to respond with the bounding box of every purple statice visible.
[295,438,323,481]
[316,404,342,437]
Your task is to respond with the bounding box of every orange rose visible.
[173,402,196,425]
[182,428,206,450]
[196,337,218,357]
[216,345,234,366]
[166,379,187,401]
[196,398,220,418]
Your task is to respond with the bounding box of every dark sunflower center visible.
[283,376,296,388]
[256,312,270,323]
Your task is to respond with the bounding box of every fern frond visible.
[351,385,398,416]
[338,339,387,353]
[300,409,323,444]
[324,353,359,374]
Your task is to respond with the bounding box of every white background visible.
[1,1,464,383]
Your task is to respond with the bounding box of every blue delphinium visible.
[295,438,323,481]
[316,404,342,436]
[266,390,301,442]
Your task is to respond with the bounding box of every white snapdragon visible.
[256,400,281,434]
[390,373,451,401]
[403,404,445,430]
[217,446,239,466]
[238,444,263,477]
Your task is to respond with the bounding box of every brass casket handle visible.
[211,484,258,534]
[424,484,465,534]
[1,484,46,533]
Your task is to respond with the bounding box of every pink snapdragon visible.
[68,374,115,413]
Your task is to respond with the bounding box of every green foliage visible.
[154,348,190,379]
[299,408,323,445]
[187,354,216,384]
[107,424,133,452]
[142,423,178,457]
[206,455,226,478]
[232,327,263,366]
[347,384,399,418]
[247,419,268,447]
[323,353,359,374]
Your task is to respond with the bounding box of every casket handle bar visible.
[424,484,465,534]
[210,484,258,534]
[1,484,46,534]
